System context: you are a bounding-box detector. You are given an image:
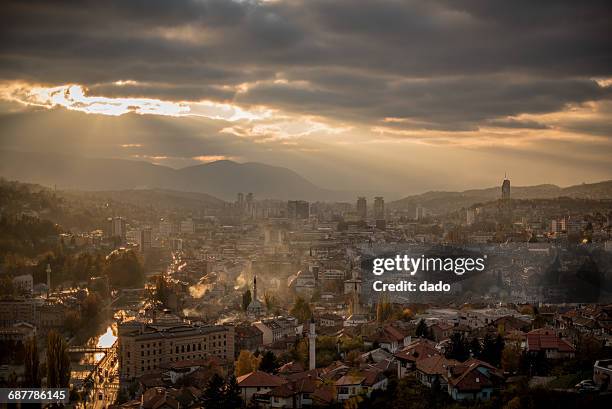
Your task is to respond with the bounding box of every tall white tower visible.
[308,316,316,370]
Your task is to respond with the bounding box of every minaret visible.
[46,264,51,298]
[351,268,362,316]
[309,316,316,370]
[253,275,257,301]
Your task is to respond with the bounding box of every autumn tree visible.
[103,249,144,288]
[376,295,393,323]
[235,350,259,376]
[290,296,312,323]
[23,337,41,387]
[46,330,70,388]
[501,344,522,374]
[264,291,276,311]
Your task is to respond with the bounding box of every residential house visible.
[525,328,575,359]
[335,369,387,402]
[394,339,440,378]
[446,359,504,401]
[415,355,459,389]
[237,370,287,403]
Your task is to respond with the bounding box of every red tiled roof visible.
[268,382,299,398]
[383,325,407,342]
[237,370,287,388]
[336,369,385,387]
[450,367,493,392]
[416,355,459,375]
[394,340,440,362]
[312,385,335,404]
[526,328,575,353]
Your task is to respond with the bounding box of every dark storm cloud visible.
[485,119,551,130]
[1,0,611,132]
[237,75,612,131]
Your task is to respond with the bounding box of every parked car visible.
[575,380,598,392]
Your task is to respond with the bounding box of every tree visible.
[235,350,259,376]
[103,249,144,288]
[469,337,482,358]
[264,291,276,311]
[46,330,70,388]
[242,289,251,311]
[63,310,81,335]
[222,375,242,408]
[494,334,505,366]
[202,373,224,409]
[481,334,504,367]
[376,296,393,323]
[23,337,40,387]
[401,308,415,321]
[152,275,170,306]
[289,296,312,323]
[415,319,430,339]
[259,350,277,373]
[446,332,470,362]
[81,292,101,321]
[501,344,521,374]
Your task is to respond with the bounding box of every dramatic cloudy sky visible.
[1,0,611,194]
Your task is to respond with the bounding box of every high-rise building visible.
[415,205,427,220]
[288,200,310,219]
[373,197,385,220]
[356,197,367,220]
[502,175,511,201]
[244,193,255,218]
[107,217,126,240]
[140,227,152,252]
[159,219,174,237]
[466,208,475,225]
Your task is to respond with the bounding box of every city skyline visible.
[2,2,612,408]
[1,1,611,193]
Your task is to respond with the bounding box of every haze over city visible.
[1,0,611,194]
[2,3,612,409]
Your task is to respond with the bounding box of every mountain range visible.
[389,180,612,214]
[1,151,610,210]
[0,150,344,201]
